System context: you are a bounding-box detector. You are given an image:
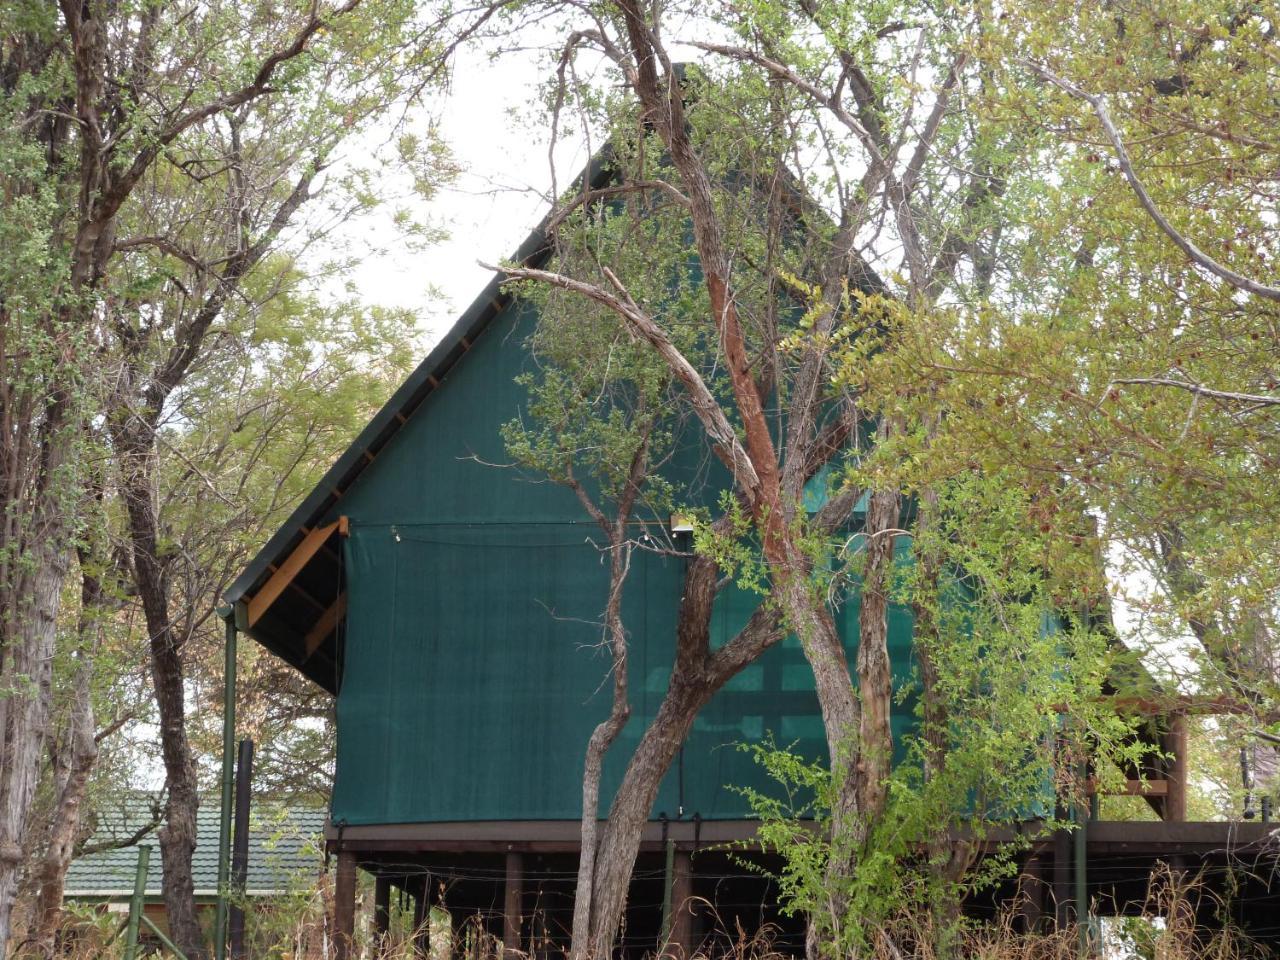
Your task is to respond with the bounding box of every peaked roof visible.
[65,805,325,899]
[223,150,618,692]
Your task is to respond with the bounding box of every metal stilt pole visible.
[215,608,238,960]
[123,846,150,960]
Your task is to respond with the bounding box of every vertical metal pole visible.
[215,611,237,960]
[660,836,676,947]
[229,738,254,959]
[123,845,151,960]
[1075,763,1088,957]
[1074,807,1088,955]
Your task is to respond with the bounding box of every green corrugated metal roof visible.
[65,803,325,899]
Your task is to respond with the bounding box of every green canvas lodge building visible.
[223,156,1280,957]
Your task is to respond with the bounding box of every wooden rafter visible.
[247,518,346,627]
[305,592,347,660]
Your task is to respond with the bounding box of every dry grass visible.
[23,867,1268,959]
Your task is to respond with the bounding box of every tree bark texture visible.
[112,418,207,960]
[0,407,74,954]
[570,542,634,960]
[582,553,784,959]
[25,558,105,958]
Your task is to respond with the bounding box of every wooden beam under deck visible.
[325,818,1279,856]
[503,851,523,959]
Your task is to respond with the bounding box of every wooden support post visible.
[504,851,523,959]
[1053,819,1071,929]
[668,848,693,958]
[1164,712,1188,822]
[414,874,432,958]
[1016,854,1045,935]
[374,876,391,947]
[334,849,357,960]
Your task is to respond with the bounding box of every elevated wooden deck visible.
[324,816,1279,855]
[325,818,1280,958]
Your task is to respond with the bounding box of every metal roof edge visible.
[64,887,294,899]
[223,147,618,609]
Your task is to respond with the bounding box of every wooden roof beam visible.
[247,517,347,627]
[304,592,347,661]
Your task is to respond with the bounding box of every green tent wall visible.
[326,297,918,826]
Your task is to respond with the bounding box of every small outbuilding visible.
[64,805,324,940]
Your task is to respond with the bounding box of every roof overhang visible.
[223,150,619,692]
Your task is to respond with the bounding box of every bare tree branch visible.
[1106,377,1280,409]
[483,260,763,499]
[546,180,691,235]
[1024,60,1280,303]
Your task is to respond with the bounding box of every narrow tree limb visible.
[616,9,785,538]
[546,180,691,235]
[689,41,890,181]
[483,261,763,498]
[902,53,967,196]
[691,39,931,289]
[1106,377,1280,408]
[1023,60,1280,303]
[98,0,361,225]
[75,812,162,858]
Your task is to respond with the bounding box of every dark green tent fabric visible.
[324,295,919,826]
[332,521,916,825]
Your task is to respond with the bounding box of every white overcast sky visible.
[334,43,595,345]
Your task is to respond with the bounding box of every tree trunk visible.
[0,549,65,952]
[26,560,104,958]
[584,676,707,958]
[856,483,900,822]
[114,422,207,960]
[578,552,721,959]
[775,563,863,959]
[580,556,784,959]
[0,410,74,954]
[911,487,973,949]
[571,544,633,960]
